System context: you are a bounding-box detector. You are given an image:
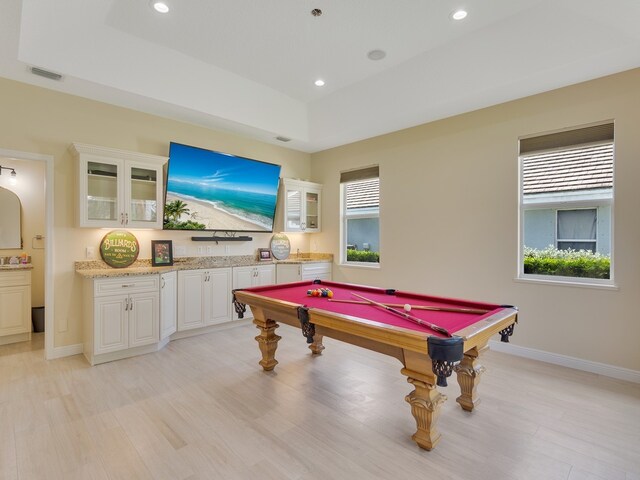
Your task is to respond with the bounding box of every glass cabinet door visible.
[87,160,120,223]
[305,191,319,230]
[286,188,302,230]
[128,166,159,225]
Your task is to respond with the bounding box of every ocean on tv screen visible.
[164,143,281,232]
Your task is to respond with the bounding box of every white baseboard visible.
[47,343,83,360]
[489,340,640,384]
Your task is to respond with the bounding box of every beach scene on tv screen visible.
[164,144,281,232]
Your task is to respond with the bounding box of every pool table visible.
[233,280,518,450]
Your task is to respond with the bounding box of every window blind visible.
[340,166,379,183]
[520,123,613,155]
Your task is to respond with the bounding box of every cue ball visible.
[404,304,411,312]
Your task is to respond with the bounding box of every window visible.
[520,123,613,282]
[341,167,380,264]
[556,208,597,252]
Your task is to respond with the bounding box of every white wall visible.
[310,68,640,371]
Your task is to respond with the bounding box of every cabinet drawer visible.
[0,270,31,287]
[301,263,332,276]
[94,275,159,297]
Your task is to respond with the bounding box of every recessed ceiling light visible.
[152,1,169,13]
[314,79,325,87]
[451,9,467,20]
[367,49,386,61]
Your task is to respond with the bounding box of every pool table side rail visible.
[236,289,517,356]
[455,307,518,349]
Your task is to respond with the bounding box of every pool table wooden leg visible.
[401,351,447,450]
[454,345,487,411]
[253,315,281,371]
[308,334,325,355]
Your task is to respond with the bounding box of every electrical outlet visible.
[197,246,204,255]
[225,245,231,254]
[174,245,187,256]
[206,245,213,255]
[86,246,95,259]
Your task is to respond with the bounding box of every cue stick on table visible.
[328,298,489,315]
[351,293,452,337]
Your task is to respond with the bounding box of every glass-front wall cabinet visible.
[73,143,166,229]
[282,178,322,233]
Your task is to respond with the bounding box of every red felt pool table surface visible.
[243,280,504,338]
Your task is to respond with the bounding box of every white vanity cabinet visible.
[160,271,177,340]
[177,268,232,331]
[83,275,160,365]
[276,262,332,284]
[281,178,322,232]
[0,269,32,345]
[231,264,276,320]
[71,143,166,229]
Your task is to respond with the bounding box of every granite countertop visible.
[75,254,332,278]
[0,263,34,271]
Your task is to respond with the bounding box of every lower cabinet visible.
[177,268,232,331]
[83,275,159,365]
[276,262,332,284]
[0,270,32,346]
[231,264,275,320]
[160,271,177,340]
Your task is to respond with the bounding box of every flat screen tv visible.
[164,142,282,232]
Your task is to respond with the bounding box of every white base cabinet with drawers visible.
[231,264,275,320]
[177,268,232,331]
[276,262,332,284]
[83,275,160,365]
[0,270,32,346]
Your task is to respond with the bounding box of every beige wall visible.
[0,77,311,348]
[0,157,46,307]
[310,68,640,371]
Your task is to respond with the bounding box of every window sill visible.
[340,262,381,270]
[514,276,618,291]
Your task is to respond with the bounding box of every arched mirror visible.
[0,186,21,249]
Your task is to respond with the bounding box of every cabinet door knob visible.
[161,278,165,288]
[125,298,129,311]
[120,213,125,225]
[125,213,129,225]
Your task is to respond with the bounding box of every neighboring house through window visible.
[520,123,613,281]
[341,166,380,264]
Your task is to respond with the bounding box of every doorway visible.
[0,148,54,359]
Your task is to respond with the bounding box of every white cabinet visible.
[83,275,160,365]
[177,268,232,331]
[160,271,177,340]
[232,264,276,320]
[276,262,332,284]
[71,143,166,229]
[281,178,322,232]
[0,270,32,345]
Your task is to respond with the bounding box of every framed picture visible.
[258,248,272,261]
[151,240,173,267]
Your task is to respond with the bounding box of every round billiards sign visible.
[100,230,139,268]
[270,233,291,260]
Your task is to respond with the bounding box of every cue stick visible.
[351,293,452,337]
[328,298,489,315]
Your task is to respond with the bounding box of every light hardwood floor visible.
[1,326,639,480]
